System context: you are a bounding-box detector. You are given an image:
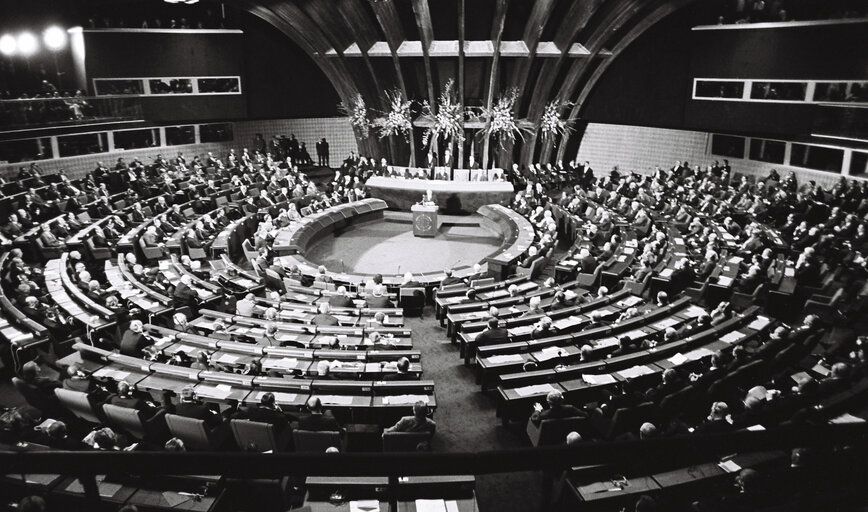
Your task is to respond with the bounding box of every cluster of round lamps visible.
[0,26,67,57]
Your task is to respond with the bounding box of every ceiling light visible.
[44,26,66,51]
[17,32,38,56]
[0,34,16,56]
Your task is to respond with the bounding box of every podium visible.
[411,204,439,238]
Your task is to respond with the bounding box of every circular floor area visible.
[304,216,502,275]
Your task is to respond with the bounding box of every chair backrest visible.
[470,277,494,288]
[188,247,207,260]
[103,404,147,439]
[265,270,286,293]
[231,419,281,452]
[293,430,341,453]
[12,377,57,415]
[608,402,656,439]
[55,388,101,423]
[382,431,431,452]
[536,416,588,446]
[165,413,213,450]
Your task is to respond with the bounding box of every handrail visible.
[1,423,865,477]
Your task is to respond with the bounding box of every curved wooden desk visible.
[366,176,514,213]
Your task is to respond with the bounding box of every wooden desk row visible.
[65,343,437,426]
[477,204,538,280]
[494,308,768,422]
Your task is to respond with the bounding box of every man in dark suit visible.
[577,248,597,274]
[174,385,223,428]
[43,421,90,450]
[474,318,510,347]
[119,320,151,357]
[310,303,340,326]
[173,275,198,308]
[298,397,342,432]
[530,390,587,426]
[328,286,355,308]
[693,402,732,434]
[365,285,394,309]
[382,357,416,381]
[235,392,291,432]
[439,269,463,288]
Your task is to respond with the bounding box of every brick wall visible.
[576,123,858,189]
[0,117,357,181]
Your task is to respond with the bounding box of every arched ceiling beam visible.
[506,0,557,95]
[556,0,700,162]
[236,0,378,157]
[518,0,607,164]
[411,0,437,108]
[367,0,417,165]
[481,0,510,170]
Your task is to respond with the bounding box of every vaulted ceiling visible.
[231,0,700,167]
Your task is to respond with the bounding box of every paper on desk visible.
[617,296,643,307]
[617,365,654,379]
[217,353,239,364]
[668,353,688,366]
[616,255,627,262]
[515,383,556,397]
[746,424,765,431]
[415,499,447,512]
[717,276,733,286]
[748,316,770,330]
[25,474,58,485]
[350,500,381,512]
[320,395,354,405]
[197,385,232,400]
[269,358,298,369]
[553,316,582,330]
[830,413,866,424]
[383,395,429,405]
[256,391,297,403]
[720,331,745,343]
[488,354,525,364]
[161,491,189,507]
[682,305,705,318]
[175,345,196,354]
[595,337,619,348]
[718,460,741,473]
[535,346,564,362]
[659,268,674,278]
[582,374,617,385]
[685,347,714,361]
[784,267,795,277]
[654,317,679,329]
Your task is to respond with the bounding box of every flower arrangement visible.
[476,88,530,148]
[420,78,465,148]
[539,99,574,141]
[338,93,371,139]
[373,89,413,140]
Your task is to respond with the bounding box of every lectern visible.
[411,203,439,237]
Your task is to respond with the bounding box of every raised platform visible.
[366,176,514,214]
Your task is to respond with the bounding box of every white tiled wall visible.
[576,124,711,176]
[0,117,358,181]
[576,123,857,189]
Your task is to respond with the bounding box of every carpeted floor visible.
[304,219,501,275]
[403,309,544,512]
